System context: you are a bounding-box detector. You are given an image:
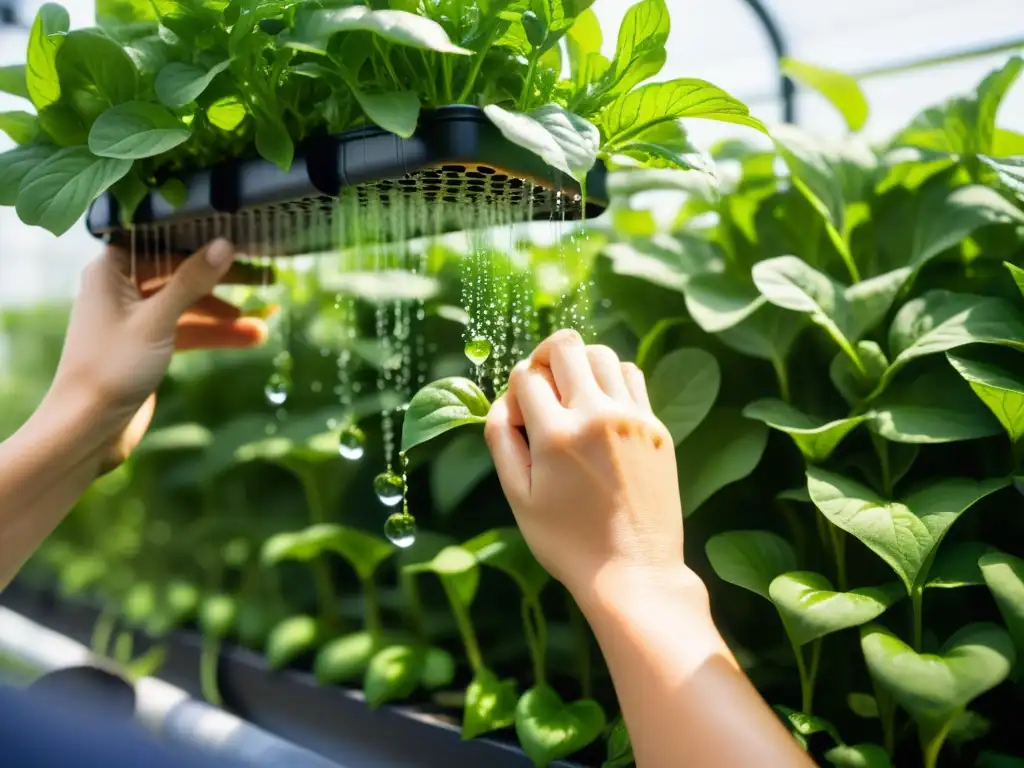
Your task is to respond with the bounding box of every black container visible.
[1,583,587,768]
[87,105,609,257]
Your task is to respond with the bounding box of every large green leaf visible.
[600,79,766,148]
[844,269,912,341]
[983,156,1024,202]
[867,365,1003,444]
[430,432,494,515]
[265,615,321,670]
[677,408,768,515]
[947,350,1024,443]
[55,29,137,109]
[646,347,720,445]
[350,87,421,139]
[0,65,30,101]
[463,668,518,740]
[515,684,605,768]
[911,185,1024,269]
[882,291,1024,391]
[705,530,797,600]
[780,58,868,132]
[26,4,69,110]
[89,101,191,159]
[463,527,550,601]
[602,0,669,96]
[401,377,490,453]
[683,273,765,333]
[155,60,231,108]
[927,541,995,589]
[0,112,39,145]
[290,7,472,54]
[314,630,381,684]
[861,622,1015,725]
[716,303,806,362]
[363,644,423,708]
[261,524,394,580]
[979,552,1024,677]
[769,571,902,646]
[15,146,132,236]
[806,467,1007,592]
[484,103,600,183]
[743,399,866,462]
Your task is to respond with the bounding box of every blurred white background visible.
[0,0,1022,306]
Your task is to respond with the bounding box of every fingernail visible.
[205,239,235,268]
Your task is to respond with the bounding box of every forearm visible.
[578,566,811,768]
[0,386,108,590]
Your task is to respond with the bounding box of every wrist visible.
[33,380,117,470]
[573,562,713,627]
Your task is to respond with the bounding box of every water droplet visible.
[338,425,366,461]
[384,513,417,548]
[464,337,492,366]
[264,373,289,406]
[374,471,404,507]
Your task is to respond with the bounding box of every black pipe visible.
[737,0,796,123]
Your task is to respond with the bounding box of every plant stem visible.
[518,54,540,109]
[456,36,497,103]
[788,637,813,714]
[771,355,791,403]
[442,579,484,674]
[523,597,548,687]
[829,525,848,591]
[920,716,955,768]
[567,593,592,699]
[302,473,341,629]
[441,54,453,103]
[91,606,118,657]
[361,576,382,641]
[911,586,924,652]
[872,434,893,496]
[418,51,438,103]
[200,636,223,708]
[401,571,428,644]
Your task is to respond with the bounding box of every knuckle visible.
[551,328,583,347]
[587,344,619,364]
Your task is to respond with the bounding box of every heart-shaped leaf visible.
[979,552,1024,676]
[927,541,996,589]
[769,571,903,646]
[807,467,1007,592]
[485,103,600,182]
[705,530,797,600]
[402,377,490,453]
[825,744,892,767]
[199,594,238,639]
[861,622,1015,724]
[947,350,1024,443]
[314,630,381,684]
[265,615,321,670]
[743,399,866,462]
[462,668,518,739]
[515,684,606,767]
[261,524,394,580]
[677,408,769,515]
[350,86,421,139]
[364,644,424,708]
[647,347,720,445]
[89,101,191,159]
[463,527,550,601]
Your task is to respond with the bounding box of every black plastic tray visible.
[86,105,609,257]
[1,583,586,768]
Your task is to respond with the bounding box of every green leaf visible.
[844,269,912,341]
[769,571,902,646]
[705,530,797,601]
[291,7,472,55]
[861,622,1015,724]
[401,377,490,453]
[947,350,1024,443]
[927,541,996,589]
[0,65,30,101]
[565,8,601,83]
[157,178,187,209]
[462,668,518,740]
[825,744,892,768]
[254,111,294,171]
[978,552,1024,677]
[55,29,137,108]
[484,103,600,183]
[1007,261,1024,299]
[742,400,866,462]
[603,716,634,768]
[528,0,598,53]
[199,594,238,639]
[868,365,1003,444]
[37,102,87,145]
[684,273,765,333]
[155,60,231,108]
[422,647,456,690]
[604,0,669,96]
[781,58,868,132]
[431,432,494,515]
[350,87,420,139]
[89,101,191,159]
[774,705,841,743]
[26,4,69,110]
[364,644,424,708]
[0,112,39,145]
[515,684,606,768]
[677,408,769,515]
[463,527,550,601]
[830,341,889,407]
[647,347,720,445]
[983,155,1024,202]
[911,185,1024,269]
[403,545,480,608]
[806,467,1007,592]
[207,96,247,131]
[15,146,131,236]
[882,291,1024,392]
[847,693,880,719]
[314,630,378,683]
[716,303,806,362]
[261,524,394,580]
[265,615,321,670]
[600,79,766,147]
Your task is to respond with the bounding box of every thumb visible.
[484,393,532,508]
[140,239,236,334]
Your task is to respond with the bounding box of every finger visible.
[136,258,273,289]
[529,329,600,406]
[484,393,532,506]
[174,318,268,351]
[586,345,631,402]
[142,293,242,321]
[622,362,653,413]
[508,359,562,435]
[139,239,237,336]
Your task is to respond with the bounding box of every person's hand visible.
[50,239,271,474]
[484,329,696,609]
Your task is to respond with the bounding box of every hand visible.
[485,329,692,607]
[50,239,270,473]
